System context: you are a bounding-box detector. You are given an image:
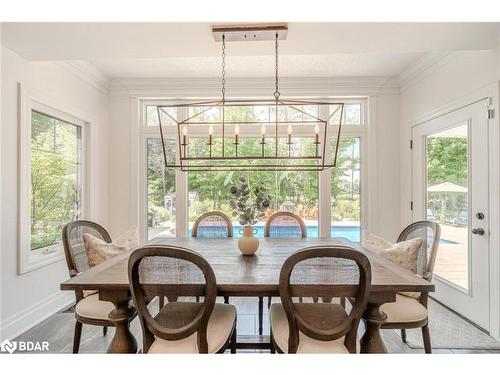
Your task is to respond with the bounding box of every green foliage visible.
[426,137,467,186]
[148,105,363,229]
[146,139,176,227]
[426,135,468,221]
[148,205,172,227]
[330,138,361,221]
[31,111,80,249]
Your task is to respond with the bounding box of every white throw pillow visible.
[361,231,393,253]
[377,238,424,299]
[377,238,423,274]
[83,227,139,268]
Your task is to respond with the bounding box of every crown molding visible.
[398,52,456,93]
[56,61,110,95]
[109,76,399,98]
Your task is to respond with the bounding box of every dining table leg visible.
[102,290,138,354]
[360,302,388,353]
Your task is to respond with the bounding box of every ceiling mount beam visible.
[212,23,288,42]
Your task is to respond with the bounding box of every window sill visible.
[18,243,65,275]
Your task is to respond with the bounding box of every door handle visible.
[471,228,485,236]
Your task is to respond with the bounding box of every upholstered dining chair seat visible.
[148,303,237,354]
[75,293,115,321]
[380,294,428,323]
[270,303,352,354]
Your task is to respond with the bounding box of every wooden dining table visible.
[60,237,434,354]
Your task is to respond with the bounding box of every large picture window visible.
[30,110,83,251]
[188,169,318,237]
[142,100,365,241]
[146,138,176,239]
[330,138,361,241]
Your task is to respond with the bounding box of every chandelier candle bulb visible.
[208,125,213,145]
[314,124,320,143]
[287,124,293,144]
[234,125,240,144]
[182,125,188,145]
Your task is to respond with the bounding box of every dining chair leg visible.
[230,327,237,354]
[224,296,229,304]
[267,296,272,309]
[158,296,165,309]
[401,329,407,343]
[340,297,346,308]
[258,297,263,335]
[103,326,108,336]
[73,321,83,354]
[421,325,432,354]
[270,327,276,354]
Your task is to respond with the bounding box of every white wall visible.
[0,46,109,340]
[107,95,136,237]
[107,78,402,242]
[0,24,3,336]
[399,48,500,339]
[400,49,500,224]
[369,93,401,240]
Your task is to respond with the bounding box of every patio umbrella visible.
[427,182,467,193]
[427,182,467,223]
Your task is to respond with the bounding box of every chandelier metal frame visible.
[157,25,345,172]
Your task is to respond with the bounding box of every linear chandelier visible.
[157,24,345,172]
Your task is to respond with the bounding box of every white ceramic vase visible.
[237,226,259,255]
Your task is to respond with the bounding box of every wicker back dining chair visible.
[380,220,441,353]
[270,245,371,353]
[62,220,120,353]
[396,220,441,282]
[128,245,237,353]
[63,220,112,277]
[192,211,233,238]
[192,211,232,305]
[264,212,307,238]
[263,212,308,324]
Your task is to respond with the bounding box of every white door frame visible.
[409,82,500,339]
[412,100,489,328]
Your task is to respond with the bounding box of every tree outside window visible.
[30,111,82,250]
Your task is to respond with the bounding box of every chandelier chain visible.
[274,33,280,100]
[222,34,226,102]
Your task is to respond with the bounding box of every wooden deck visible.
[434,224,468,290]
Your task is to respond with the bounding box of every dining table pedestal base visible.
[360,302,388,353]
[103,291,138,354]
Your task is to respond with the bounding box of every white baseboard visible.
[0,291,74,341]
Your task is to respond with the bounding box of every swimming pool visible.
[186,225,457,245]
[188,225,362,242]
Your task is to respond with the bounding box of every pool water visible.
[187,226,456,245]
[188,225,362,242]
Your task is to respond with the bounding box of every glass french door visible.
[412,100,490,330]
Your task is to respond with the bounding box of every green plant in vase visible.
[229,177,271,255]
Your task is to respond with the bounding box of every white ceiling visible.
[91,53,424,78]
[2,22,499,79]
